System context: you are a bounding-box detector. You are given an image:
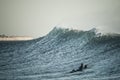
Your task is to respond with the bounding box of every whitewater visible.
[0,27,120,80]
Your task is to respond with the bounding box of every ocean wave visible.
[0,27,120,80]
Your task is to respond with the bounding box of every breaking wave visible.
[0,27,120,80]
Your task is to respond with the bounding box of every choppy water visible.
[0,27,120,80]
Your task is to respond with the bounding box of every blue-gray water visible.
[0,27,120,80]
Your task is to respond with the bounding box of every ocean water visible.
[0,27,120,80]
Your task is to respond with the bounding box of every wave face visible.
[0,27,120,80]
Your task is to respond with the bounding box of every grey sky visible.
[0,0,120,38]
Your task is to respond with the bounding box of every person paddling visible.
[70,63,87,73]
[76,63,83,71]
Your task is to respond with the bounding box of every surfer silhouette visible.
[70,63,87,73]
[77,63,83,71]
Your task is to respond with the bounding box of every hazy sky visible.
[0,0,120,38]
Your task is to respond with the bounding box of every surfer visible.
[70,63,87,73]
[76,63,83,71]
